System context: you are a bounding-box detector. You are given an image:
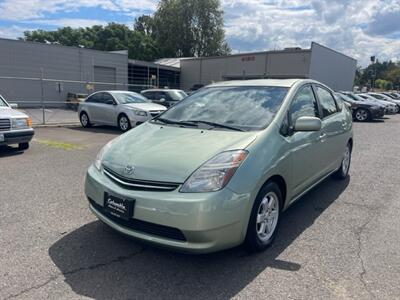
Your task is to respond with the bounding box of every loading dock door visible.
[94,66,116,90]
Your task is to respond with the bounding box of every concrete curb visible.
[33,123,81,128]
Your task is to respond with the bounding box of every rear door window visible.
[86,93,103,103]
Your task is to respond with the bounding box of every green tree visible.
[153,0,230,57]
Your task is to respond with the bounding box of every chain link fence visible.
[0,73,153,125]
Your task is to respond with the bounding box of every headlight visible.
[134,110,147,117]
[180,150,248,193]
[94,138,118,170]
[12,118,32,129]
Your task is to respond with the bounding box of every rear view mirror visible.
[294,116,321,132]
[10,103,18,109]
[159,98,166,103]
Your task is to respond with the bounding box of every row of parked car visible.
[335,91,400,122]
[78,89,188,132]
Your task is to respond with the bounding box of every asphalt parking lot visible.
[1,117,400,300]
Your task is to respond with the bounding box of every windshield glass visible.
[170,90,187,100]
[336,93,355,103]
[113,92,149,104]
[155,86,289,131]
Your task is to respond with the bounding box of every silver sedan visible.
[78,91,167,132]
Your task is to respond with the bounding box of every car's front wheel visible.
[333,142,352,179]
[355,108,370,122]
[118,114,131,132]
[18,142,29,150]
[245,181,282,252]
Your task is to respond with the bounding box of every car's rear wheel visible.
[18,142,29,150]
[355,108,370,122]
[333,142,352,180]
[118,114,131,132]
[80,112,91,128]
[245,181,282,252]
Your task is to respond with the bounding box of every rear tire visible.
[80,112,91,128]
[333,142,352,180]
[244,181,282,253]
[18,142,29,151]
[118,114,131,132]
[354,108,370,122]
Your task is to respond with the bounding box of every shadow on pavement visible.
[49,177,349,299]
[68,125,122,135]
[0,145,24,157]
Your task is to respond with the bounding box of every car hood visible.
[122,103,166,111]
[102,122,258,183]
[0,107,29,118]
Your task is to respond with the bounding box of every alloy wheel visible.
[256,191,279,241]
[119,116,130,131]
[355,109,368,121]
[81,114,88,126]
[342,145,351,175]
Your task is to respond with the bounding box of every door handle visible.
[318,133,327,141]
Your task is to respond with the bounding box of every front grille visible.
[0,119,11,131]
[89,199,187,241]
[103,166,180,192]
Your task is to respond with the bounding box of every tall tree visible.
[152,0,230,57]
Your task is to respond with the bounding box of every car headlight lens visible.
[12,118,32,129]
[134,110,147,117]
[94,138,118,171]
[180,150,248,193]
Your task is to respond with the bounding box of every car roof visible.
[141,89,183,92]
[208,78,311,88]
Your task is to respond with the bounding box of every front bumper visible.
[85,165,251,253]
[370,108,385,119]
[0,128,34,146]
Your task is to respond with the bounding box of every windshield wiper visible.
[181,120,245,132]
[152,117,197,127]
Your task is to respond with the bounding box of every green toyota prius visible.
[85,79,353,253]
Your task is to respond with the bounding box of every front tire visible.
[245,181,282,252]
[118,114,131,132]
[333,142,352,180]
[18,142,29,151]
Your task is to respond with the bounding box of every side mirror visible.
[344,102,352,109]
[105,100,115,105]
[10,103,18,109]
[159,98,166,103]
[294,116,321,132]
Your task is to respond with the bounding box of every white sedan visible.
[78,91,167,132]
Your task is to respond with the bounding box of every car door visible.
[84,92,103,123]
[99,92,118,125]
[313,84,347,174]
[284,84,325,198]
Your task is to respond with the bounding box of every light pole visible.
[370,56,376,91]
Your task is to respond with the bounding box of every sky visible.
[0,0,400,66]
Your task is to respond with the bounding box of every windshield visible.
[170,90,187,100]
[155,86,289,131]
[112,92,149,104]
[336,93,355,103]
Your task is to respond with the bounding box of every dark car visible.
[141,89,187,108]
[335,92,385,122]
